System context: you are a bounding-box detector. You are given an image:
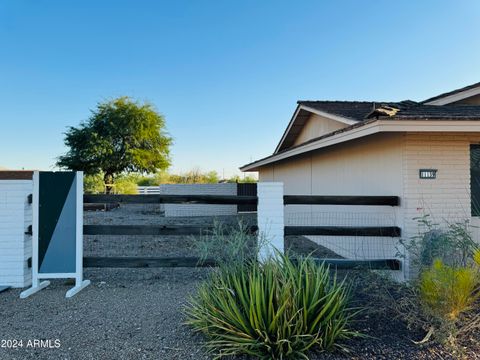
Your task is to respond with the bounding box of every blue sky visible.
[1,1,479,178]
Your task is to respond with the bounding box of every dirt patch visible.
[286,235,343,258]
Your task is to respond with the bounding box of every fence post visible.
[257,182,284,261]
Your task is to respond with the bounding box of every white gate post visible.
[257,182,284,261]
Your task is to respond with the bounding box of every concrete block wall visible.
[0,179,33,288]
[402,133,480,243]
[158,183,238,217]
[257,182,284,260]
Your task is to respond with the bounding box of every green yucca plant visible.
[185,254,358,359]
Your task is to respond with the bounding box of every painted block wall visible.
[258,131,480,279]
[259,133,404,275]
[158,183,238,217]
[0,180,33,288]
[257,182,284,260]
[402,132,480,250]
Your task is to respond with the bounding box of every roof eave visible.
[274,104,359,154]
[423,83,480,105]
[240,119,480,172]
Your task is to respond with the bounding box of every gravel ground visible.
[0,268,211,360]
[0,268,458,360]
[0,205,469,359]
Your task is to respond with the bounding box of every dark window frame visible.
[470,144,480,217]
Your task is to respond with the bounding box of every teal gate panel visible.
[38,172,77,274]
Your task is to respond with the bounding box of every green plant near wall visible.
[398,214,477,269]
[417,248,480,343]
[192,221,260,266]
[420,258,480,322]
[185,253,359,359]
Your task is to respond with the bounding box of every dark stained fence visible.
[83,194,257,269]
[284,225,401,237]
[84,224,258,236]
[80,194,402,271]
[290,258,401,271]
[84,194,257,205]
[84,257,218,268]
[284,195,399,206]
[285,195,402,271]
[237,183,257,212]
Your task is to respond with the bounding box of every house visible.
[240,82,480,277]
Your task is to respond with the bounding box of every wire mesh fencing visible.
[284,205,403,267]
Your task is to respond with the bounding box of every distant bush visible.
[84,173,104,194]
[186,254,358,359]
[83,172,138,194]
[113,175,139,194]
[136,176,158,186]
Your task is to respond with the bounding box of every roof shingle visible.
[298,100,480,121]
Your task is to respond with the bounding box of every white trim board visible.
[424,86,480,105]
[274,105,358,154]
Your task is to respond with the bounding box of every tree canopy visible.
[57,97,172,191]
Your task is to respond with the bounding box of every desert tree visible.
[57,97,172,193]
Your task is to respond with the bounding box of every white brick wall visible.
[402,133,479,236]
[257,182,284,260]
[0,180,33,288]
[402,132,480,277]
[158,183,238,217]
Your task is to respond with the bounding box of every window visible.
[471,145,480,216]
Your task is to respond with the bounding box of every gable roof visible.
[276,101,388,153]
[422,82,480,105]
[241,116,480,172]
[243,99,480,172]
[275,99,480,153]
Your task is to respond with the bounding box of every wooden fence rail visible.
[84,225,258,236]
[284,226,401,237]
[303,258,400,270]
[283,195,399,206]
[83,194,258,205]
[27,256,400,271]
[82,194,400,206]
[81,257,400,270]
[83,256,217,268]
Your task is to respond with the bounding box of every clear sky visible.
[1,1,479,178]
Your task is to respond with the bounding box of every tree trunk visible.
[104,172,114,194]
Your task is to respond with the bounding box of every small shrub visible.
[419,259,480,322]
[192,220,261,266]
[392,215,480,346]
[401,215,477,270]
[83,172,139,194]
[186,254,358,359]
[84,173,104,194]
[113,175,139,194]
